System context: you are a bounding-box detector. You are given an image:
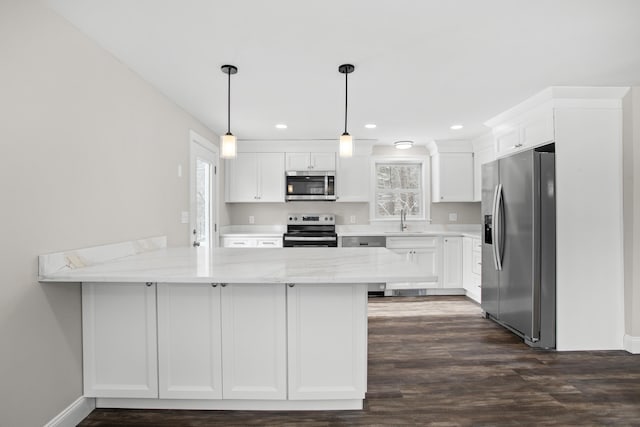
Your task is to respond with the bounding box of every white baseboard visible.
[624,334,640,354]
[45,396,95,427]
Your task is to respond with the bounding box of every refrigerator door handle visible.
[491,185,499,270]
[493,184,504,271]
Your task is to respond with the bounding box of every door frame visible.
[189,130,219,248]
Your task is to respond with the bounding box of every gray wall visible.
[226,145,481,225]
[623,87,640,339]
[0,1,216,425]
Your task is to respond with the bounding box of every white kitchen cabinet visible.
[225,152,285,202]
[386,237,439,289]
[472,134,496,202]
[222,236,282,248]
[286,152,335,171]
[492,105,554,158]
[220,283,287,400]
[442,237,463,288]
[431,153,474,202]
[287,283,367,400]
[462,237,482,303]
[157,283,223,399]
[336,154,370,202]
[82,282,158,398]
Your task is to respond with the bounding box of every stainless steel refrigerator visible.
[481,144,556,349]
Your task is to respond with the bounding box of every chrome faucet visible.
[400,209,408,232]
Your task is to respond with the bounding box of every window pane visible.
[376,163,421,190]
[375,191,421,217]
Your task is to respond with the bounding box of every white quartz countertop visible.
[39,246,432,284]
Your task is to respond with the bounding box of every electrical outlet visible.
[180,211,189,224]
[249,216,255,224]
[350,215,356,224]
[448,213,458,222]
[177,164,182,178]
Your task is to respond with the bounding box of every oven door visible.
[282,235,338,247]
[285,173,335,201]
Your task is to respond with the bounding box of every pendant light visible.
[220,64,238,159]
[338,64,355,157]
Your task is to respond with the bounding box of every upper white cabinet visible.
[488,104,554,158]
[471,133,496,202]
[427,140,474,203]
[336,154,370,202]
[225,152,284,203]
[82,282,158,398]
[442,237,463,288]
[287,283,367,400]
[431,153,474,202]
[286,152,336,171]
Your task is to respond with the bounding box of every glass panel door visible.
[190,132,218,248]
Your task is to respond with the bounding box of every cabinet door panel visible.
[433,153,474,202]
[157,283,222,399]
[288,284,367,400]
[226,153,258,202]
[311,152,336,170]
[442,237,462,288]
[82,282,158,398]
[286,153,310,170]
[221,284,287,400]
[258,153,285,202]
[336,155,370,202]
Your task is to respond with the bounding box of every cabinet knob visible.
[145,282,154,287]
[211,283,218,287]
[220,283,227,287]
[288,283,295,287]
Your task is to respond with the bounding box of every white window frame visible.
[369,156,430,222]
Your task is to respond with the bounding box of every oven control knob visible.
[294,216,298,221]
[329,216,333,221]
[289,216,293,221]
[324,216,328,221]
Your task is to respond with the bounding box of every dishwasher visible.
[341,235,387,297]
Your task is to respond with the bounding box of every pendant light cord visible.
[344,71,348,134]
[227,70,231,134]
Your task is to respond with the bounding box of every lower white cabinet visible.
[220,283,287,400]
[82,282,366,404]
[287,283,367,400]
[157,283,223,399]
[222,236,283,248]
[442,237,462,288]
[386,237,439,289]
[462,237,482,303]
[82,282,158,398]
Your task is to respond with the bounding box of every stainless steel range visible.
[282,214,337,247]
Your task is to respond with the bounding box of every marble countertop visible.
[39,246,432,284]
[219,224,481,239]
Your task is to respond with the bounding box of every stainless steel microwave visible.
[285,171,336,201]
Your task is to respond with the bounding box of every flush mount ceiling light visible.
[365,123,377,129]
[394,140,414,150]
[220,64,238,159]
[338,64,355,158]
[450,124,464,130]
[275,123,288,129]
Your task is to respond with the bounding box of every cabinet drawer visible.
[223,237,256,248]
[386,237,438,249]
[256,238,282,248]
[472,251,482,275]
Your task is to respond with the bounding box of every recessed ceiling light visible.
[365,124,377,129]
[275,124,287,129]
[450,124,463,130]
[394,140,414,150]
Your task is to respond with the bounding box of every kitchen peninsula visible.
[38,236,427,411]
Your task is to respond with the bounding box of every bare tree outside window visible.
[374,162,423,219]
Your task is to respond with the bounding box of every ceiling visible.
[46,0,640,147]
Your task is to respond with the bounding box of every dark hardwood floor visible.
[79,296,640,426]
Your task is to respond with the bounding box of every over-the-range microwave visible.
[285,171,336,201]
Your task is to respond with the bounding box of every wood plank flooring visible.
[79,296,640,426]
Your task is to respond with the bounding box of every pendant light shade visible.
[340,133,353,157]
[338,64,355,158]
[220,64,238,159]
